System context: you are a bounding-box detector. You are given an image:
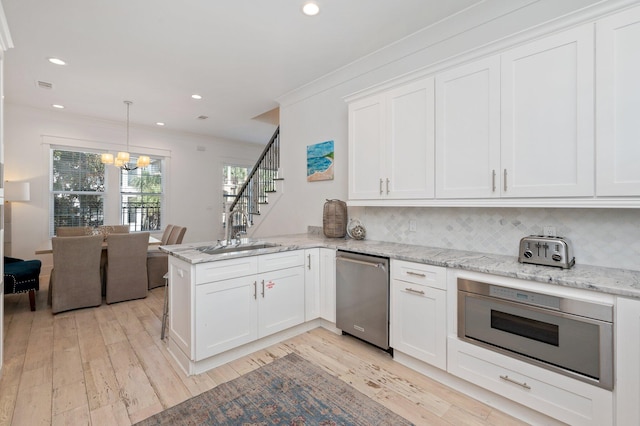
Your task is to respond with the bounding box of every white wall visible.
[259,0,640,271]
[5,104,264,267]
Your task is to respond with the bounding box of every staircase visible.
[226,126,281,238]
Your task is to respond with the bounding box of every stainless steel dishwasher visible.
[336,250,390,350]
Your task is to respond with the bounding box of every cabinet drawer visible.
[448,338,612,425]
[391,260,446,290]
[195,256,258,285]
[258,250,304,273]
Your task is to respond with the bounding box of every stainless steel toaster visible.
[518,235,575,269]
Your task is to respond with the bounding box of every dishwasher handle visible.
[337,256,386,272]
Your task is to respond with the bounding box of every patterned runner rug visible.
[135,352,413,425]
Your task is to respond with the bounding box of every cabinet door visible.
[596,6,640,196]
[435,56,500,198]
[258,266,305,338]
[616,297,640,425]
[319,248,336,323]
[385,77,435,199]
[304,249,320,321]
[194,277,258,360]
[391,279,446,370]
[501,24,594,197]
[168,257,193,359]
[348,95,384,199]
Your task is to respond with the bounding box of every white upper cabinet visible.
[436,24,594,200]
[435,56,501,198]
[348,95,385,199]
[348,77,435,200]
[500,24,594,198]
[385,79,435,199]
[596,5,640,196]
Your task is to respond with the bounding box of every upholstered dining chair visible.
[106,232,150,304]
[49,235,104,314]
[147,225,186,289]
[159,224,174,245]
[167,226,187,245]
[56,226,93,237]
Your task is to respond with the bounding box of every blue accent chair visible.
[4,256,42,311]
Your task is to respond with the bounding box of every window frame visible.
[49,146,107,236]
[119,155,165,232]
[49,145,167,236]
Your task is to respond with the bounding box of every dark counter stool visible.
[4,256,42,311]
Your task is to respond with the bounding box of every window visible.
[50,148,165,235]
[222,164,250,227]
[51,148,105,235]
[120,156,163,232]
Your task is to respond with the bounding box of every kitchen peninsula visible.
[161,233,640,425]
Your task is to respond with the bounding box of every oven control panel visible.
[489,285,560,310]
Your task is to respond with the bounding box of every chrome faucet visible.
[226,208,252,244]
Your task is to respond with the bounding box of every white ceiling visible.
[2,0,480,145]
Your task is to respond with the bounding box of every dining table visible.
[35,234,162,255]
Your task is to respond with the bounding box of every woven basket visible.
[323,199,347,238]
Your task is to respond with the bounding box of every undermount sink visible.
[195,242,279,255]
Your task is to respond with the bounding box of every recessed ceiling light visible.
[156,122,165,126]
[48,57,66,66]
[191,94,202,100]
[52,104,65,109]
[302,2,320,16]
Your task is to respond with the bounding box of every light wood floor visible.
[0,276,528,426]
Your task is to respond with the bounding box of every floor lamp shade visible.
[5,181,30,202]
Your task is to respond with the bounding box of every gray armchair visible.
[106,232,150,304]
[49,235,104,314]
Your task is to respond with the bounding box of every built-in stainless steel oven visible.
[458,278,613,390]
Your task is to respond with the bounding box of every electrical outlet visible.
[409,220,417,232]
[543,226,556,237]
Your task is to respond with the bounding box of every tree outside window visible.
[51,149,105,234]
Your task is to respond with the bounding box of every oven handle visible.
[337,257,386,271]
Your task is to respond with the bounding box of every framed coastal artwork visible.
[307,140,334,182]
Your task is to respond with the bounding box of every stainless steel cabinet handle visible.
[379,178,383,195]
[406,271,426,278]
[492,169,496,192]
[261,280,265,298]
[503,169,507,192]
[307,254,311,270]
[499,375,531,390]
[405,287,425,295]
[386,178,390,195]
[253,281,257,300]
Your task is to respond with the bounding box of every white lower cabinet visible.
[171,250,306,363]
[319,248,336,323]
[195,275,258,360]
[448,337,613,425]
[615,296,640,425]
[195,264,307,360]
[257,266,305,338]
[391,260,447,369]
[304,249,320,321]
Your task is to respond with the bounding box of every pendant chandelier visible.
[101,100,150,170]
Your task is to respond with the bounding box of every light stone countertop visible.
[161,233,640,300]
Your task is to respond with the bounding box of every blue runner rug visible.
[135,352,413,425]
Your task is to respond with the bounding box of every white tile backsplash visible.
[356,207,640,271]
